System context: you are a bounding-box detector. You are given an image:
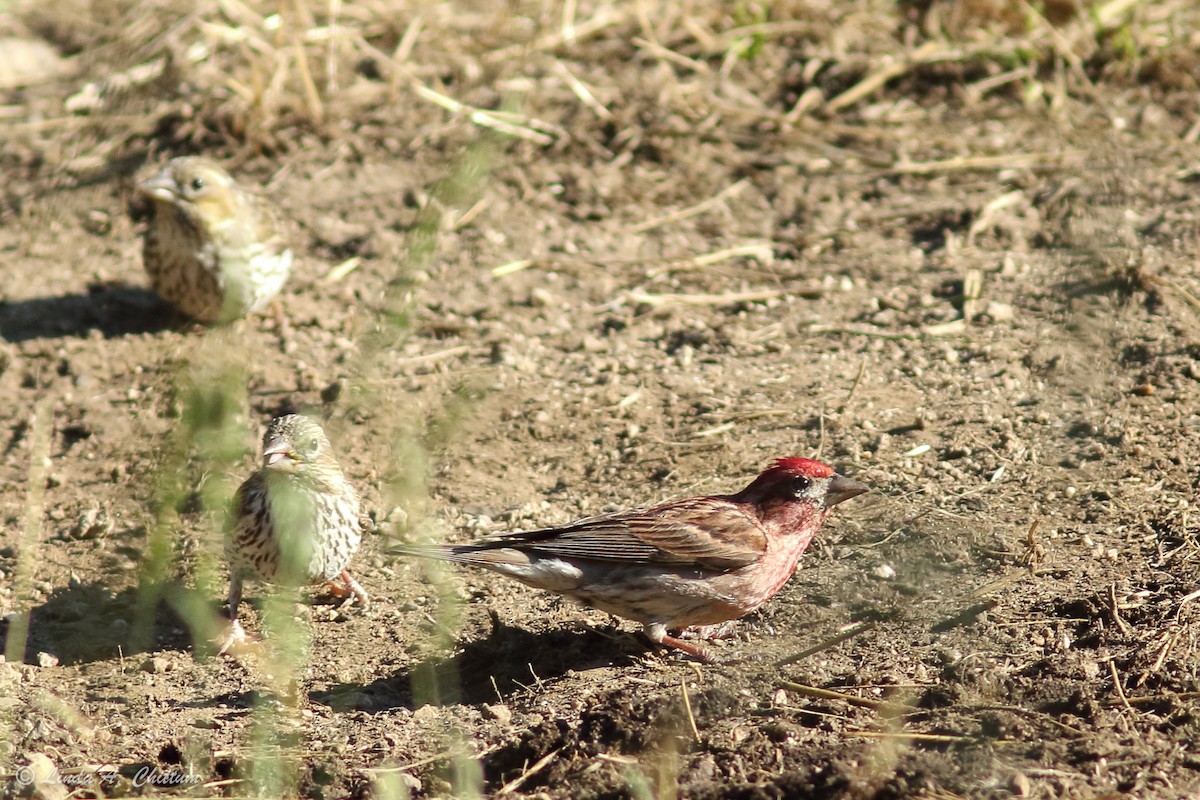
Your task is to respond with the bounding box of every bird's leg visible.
[326,570,370,610]
[217,575,250,656]
[644,623,721,664]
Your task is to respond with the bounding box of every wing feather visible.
[474,498,766,570]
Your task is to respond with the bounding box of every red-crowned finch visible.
[135,157,292,324]
[392,458,866,662]
[222,415,368,653]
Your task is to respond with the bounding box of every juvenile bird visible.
[135,156,292,324]
[392,458,866,662]
[223,415,368,653]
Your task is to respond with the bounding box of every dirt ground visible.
[1,1,1199,798]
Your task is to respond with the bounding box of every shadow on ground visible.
[0,284,174,342]
[313,618,638,712]
[0,579,195,665]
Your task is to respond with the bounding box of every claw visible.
[217,618,250,657]
[325,570,370,610]
[644,623,730,664]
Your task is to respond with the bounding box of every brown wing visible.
[477,498,766,571]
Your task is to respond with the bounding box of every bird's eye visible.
[304,436,320,454]
[190,177,205,192]
[791,476,812,495]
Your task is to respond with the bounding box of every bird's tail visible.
[386,542,531,568]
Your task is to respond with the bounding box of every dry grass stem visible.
[890,152,1070,175]
[824,40,946,113]
[499,747,563,795]
[629,288,783,308]
[5,396,54,665]
[778,680,916,714]
[776,621,877,667]
[632,180,750,234]
[321,257,361,284]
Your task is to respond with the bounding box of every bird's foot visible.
[657,633,731,665]
[326,570,370,610]
[216,618,260,658]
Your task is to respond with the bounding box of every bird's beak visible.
[137,172,178,202]
[262,440,297,470]
[825,474,868,507]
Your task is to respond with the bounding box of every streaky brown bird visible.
[223,414,368,653]
[136,156,292,324]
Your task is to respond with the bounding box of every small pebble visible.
[872,564,897,580]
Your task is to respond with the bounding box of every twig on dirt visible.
[498,747,563,795]
[847,730,987,743]
[778,680,915,714]
[551,59,612,120]
[694,422,734,438]
[392,13,422,62]
[1162,279,1200,313]
[1138,622,1185,687]
[1178,588,1200,616]
[632,179,749,234]
[410,82,555,144]
[629,288,782,308]
[681,676,700,740]
[824,40,945,113]
[967,192,1025,248]
[365,751,465,774]
[632,36,710,74]
[293,41,324,124]
[1094,0,1146,28]
[346,34,559,144]
[964,66,1036,104]
[648,243,777,277]
[321,257,360,284]
[1109,661,1135,714]
[490,247,782,279]
[776,621,876,667]
[888,152,1069,175]
[450,197,491,230]
[492,259,536,277]
[1108,583,1132,637]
